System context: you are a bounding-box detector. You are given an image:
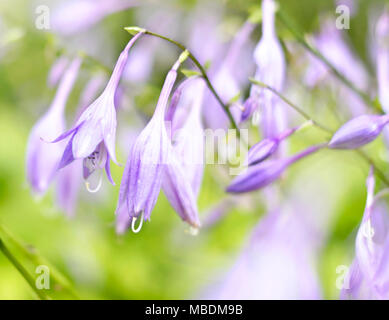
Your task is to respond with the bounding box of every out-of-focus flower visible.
[55,161,82,217]
[54,32,144,189]
[115,52,187,227]
[227,144,322,193]
[205,208,322,299]
[376,11,389,112]
[341,168,389,299]
[203,21,254,130]
[52,0,137,36]
[304,18,368,117]
[26,57,82,195]
[47,56,70,88]
[246,0,286,139]
[329,114,389,149]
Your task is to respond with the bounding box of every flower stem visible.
[277,10,381,114]
[125,27,241,139]
[0,223,79,299]
[0,237,49,300]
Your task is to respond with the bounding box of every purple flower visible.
[341,168,389,299]
[205,209,321,299]
[54,32,144,188]
[55,161,82,217]
[160,78,206,228]
[115,52,187,225]
[304,18,368,117]
[376,11,389,113]
[227,145,322,193]
[247,124,305,166]
[203,21,254,130]
[248,0,286,138]
[329,114,389,149]
[26,57,82,195]
[47,56,69,88]
[52,0,137,36]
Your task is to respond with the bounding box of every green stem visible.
[249,78,333,134]
[0,237,49,300]
[125,27,241,139]
[0,224,79,299]
[250,79,389,186]
[277,10,381,114]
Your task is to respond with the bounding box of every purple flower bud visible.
[329,114,389,149]
[26,57,81,195]
[247,126,299,166]
[116,56,183,222]
[240,97,259,122]
[54,32,144,186]
[227,145,322,193]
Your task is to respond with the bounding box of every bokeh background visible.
[0,0,388,299]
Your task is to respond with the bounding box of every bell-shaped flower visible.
[246,0,286,139]
[116,53,187,225]
[26,57,81,195]
[53,32,144,188]
[329,114,389,149]
[160,78,206,228]
[227,145,322,193]
[205,208,321,299]
[341,168,389,299]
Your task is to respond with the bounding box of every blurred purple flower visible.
[329,114,389,149]
[341,168,389,299]
[227,144,322,193]
[203,21,254,130]
[115,54,184,225]
[376,11,389,112]
[55,160,82,218]
[247,0,286,138]
[54,32,144,187]
[47,56,69,88]
[26,57,82,195]
[205,209,321,299]
[52,0,137,36]
[304,18,368,116]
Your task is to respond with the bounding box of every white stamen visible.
[85,175,102,193]
[131,212,144,233]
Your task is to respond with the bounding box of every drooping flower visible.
[227,144,323,193]
[52,0,137,36]
[329,114,389,149]
[245,0,286,139]
[115,51,188,226]
[26,57,82,195]
[341,168,389,299]
[205,208,322,299]
[161,78,206,228]
[53,32,144,188]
